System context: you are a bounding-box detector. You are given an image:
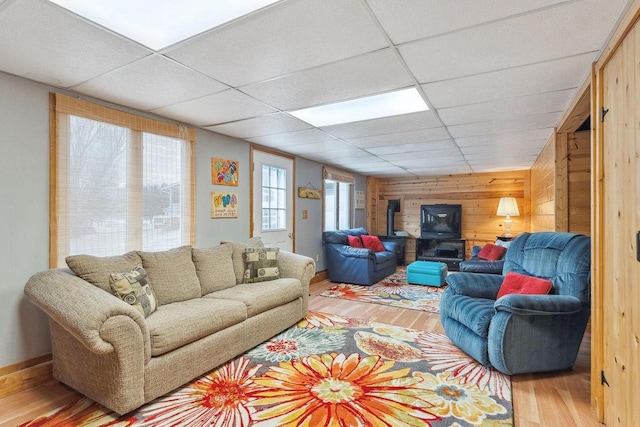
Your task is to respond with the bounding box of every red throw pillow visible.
[347,235,363,248]
[496,271,553,299]
[361,235,386,252]
[477,243,507,261]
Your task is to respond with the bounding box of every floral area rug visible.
[319,269,446,313]
[22,311,512,427]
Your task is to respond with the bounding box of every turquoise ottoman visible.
[407,261,448,287]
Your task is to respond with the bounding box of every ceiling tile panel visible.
[152,89,277,126]
[422,53,594,109]
[321,111,442,139]
[0,0,150,88]
[455,128,553,147]
[247,129,338,148]
[73,55,229,111]
[280,140,357,155]
[345,127,450,148]
[439,90,574,126]
[241,49,413,110]
[368,0,567,44]
[165,0,389,87]
[365,139,455,155]
[205,113,311,139]
[399,0,629,83]
[407,165,473,176]
[448,112,563,138]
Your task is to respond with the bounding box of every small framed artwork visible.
[298,186,321,199]
[355,190,365,209]
[211,192,238,218]
[211,158,239,186]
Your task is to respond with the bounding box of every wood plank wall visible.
[530,135,557,231]
[367,171,531,262]
[567,131,591,235]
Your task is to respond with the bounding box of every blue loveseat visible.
[322,228,397,285]
[440,232,591,375]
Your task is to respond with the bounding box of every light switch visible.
[302,210,308,219]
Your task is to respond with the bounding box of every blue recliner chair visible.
[322,227,397,286]
[440,232,590,375]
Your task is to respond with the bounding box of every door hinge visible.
[601,370,610,387]
[601,107,610,122]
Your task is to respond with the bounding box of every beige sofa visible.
[24,241,315,415]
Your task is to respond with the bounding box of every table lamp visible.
[497,197,520,237]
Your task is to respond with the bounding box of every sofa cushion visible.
[205,278,303,317]
[222,238,264,284]
[192,245,236,295]
[243,247,280,283]
[66,251,142,293]
[139,246,200,305]
[478,243,507,261]
[443,294,496,338]
[146,298,247,356]
[496,271,553,299]
[361,235,386,252]
[109,265,158,318]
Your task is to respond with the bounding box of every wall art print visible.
[211,192,238,218]
[211,158,239,186]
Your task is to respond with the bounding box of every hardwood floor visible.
[0,277,602,426]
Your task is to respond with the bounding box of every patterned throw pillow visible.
[243,247,280,283]
[109,266,158,318]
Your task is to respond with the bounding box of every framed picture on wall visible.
[211,192,238,218]
[211,158,239,186]
[355,190,365,209]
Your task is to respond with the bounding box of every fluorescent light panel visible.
[48,0,280,50]
[289,88,429,127]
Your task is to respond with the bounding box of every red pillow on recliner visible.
[361,235,386,252]
[478,243,507,261]
[347,235,363,248]
[496,271,553,299]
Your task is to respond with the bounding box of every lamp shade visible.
[496,197,520,217]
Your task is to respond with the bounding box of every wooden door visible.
[600,18,640,426]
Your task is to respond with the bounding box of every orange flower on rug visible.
[319,269,446,313]
[21,311,512,427]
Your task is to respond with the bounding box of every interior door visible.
[252,149,294,251]
[600,18,640,425]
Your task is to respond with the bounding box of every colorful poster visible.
[211,158,239,186]
[211,192,238,218]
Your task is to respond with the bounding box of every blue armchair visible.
[322,227,397,285]
[440,232,590,375]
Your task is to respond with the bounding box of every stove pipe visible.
[387,199,400,236]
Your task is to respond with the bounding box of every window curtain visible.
[50,93,195,267]
[323,165,354,184]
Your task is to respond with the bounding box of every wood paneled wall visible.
[567,131,591,235]
[367,171,530,262]
[530,135,557,232]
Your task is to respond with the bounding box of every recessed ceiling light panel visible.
[289,88,429,127]
[48,0,280,50]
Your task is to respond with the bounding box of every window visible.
[261,164,287,231]
[50,94,195,267]
[323,166,354,231]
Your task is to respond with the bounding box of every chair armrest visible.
[24,269,150,359]
[445,272,503,299]
[382,241,398,253]
[494,294,584,315]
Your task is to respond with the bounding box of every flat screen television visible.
[420,204,462,239]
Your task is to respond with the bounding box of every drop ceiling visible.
[0,0,630,177]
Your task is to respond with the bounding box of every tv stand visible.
[415,238,466,271]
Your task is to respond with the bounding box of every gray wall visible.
[0,71,364,368]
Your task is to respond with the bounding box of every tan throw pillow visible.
[66,251,142,293]
[139,246,200,305]
[192,245,236,295]
[243,247,280,283]
[109,266,158,318]
[222,237,264,284]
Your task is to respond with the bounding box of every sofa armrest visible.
[445,272,503,299]
[382,241,398,253]
[24,268,151,361]
[494,294,584,316]
[278,251,316,288]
